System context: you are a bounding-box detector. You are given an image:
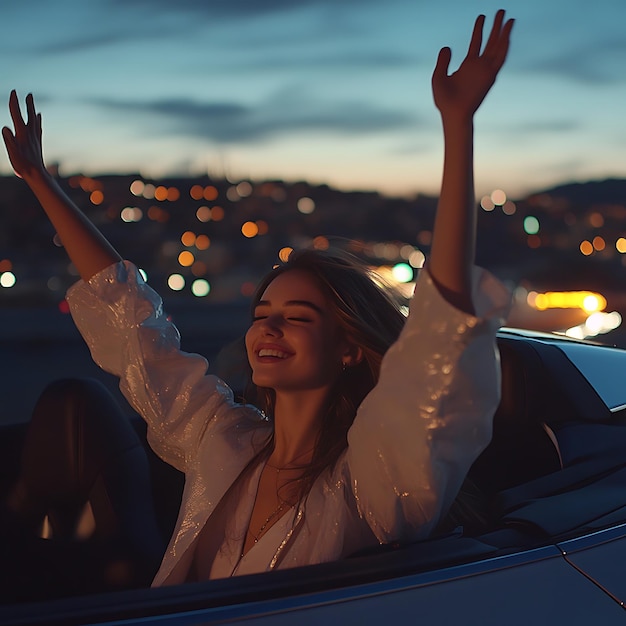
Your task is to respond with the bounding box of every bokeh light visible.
[523,216,540,235]
[580,240,593,256]
[278,247,293,262]
[0,272,16,288]
[297,197,315,214]
[392,263,413,283]
[241,221,259,238]
[191,279,211,297]
[491,189,506,206]
[167,274,185,291]
[178,251,195,267]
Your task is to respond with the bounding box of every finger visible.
[483,9,506,56]
[467,14,485,57]
[433,46,452,80]
[26,93,37,128]
[491,18,515,68]
[1,126,15,149]
[1,127,22,177]
[8,90,26,133]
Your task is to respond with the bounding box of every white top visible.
[66,261,509,586]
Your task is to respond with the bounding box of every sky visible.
[2,0,626,199]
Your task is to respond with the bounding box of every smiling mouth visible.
[257,348,291,359]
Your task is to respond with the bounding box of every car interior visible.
[2,331,626,623]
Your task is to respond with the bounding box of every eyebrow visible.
[255,299,325,315]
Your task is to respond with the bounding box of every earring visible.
[341,360,347,371]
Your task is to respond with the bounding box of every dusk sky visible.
[2,0,626,199]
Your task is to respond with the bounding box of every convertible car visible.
[2,327,626,625]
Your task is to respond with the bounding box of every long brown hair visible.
[246,247,406,502]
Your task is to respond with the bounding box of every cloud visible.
[509,119,581,134]
[32,31,151,55]
[107,0,385,19]
[88,92,416,144]
[522,36,626,86]
[197,50,416,74]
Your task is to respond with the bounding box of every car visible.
[2,327,626,625]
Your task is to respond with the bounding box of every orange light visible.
[241,221,258,238]
[178,251,195,267]
[211,206,224,221]
[190,185,204,200]
[313,236,329,250]
[154,186,168,201]
[191,261,207,276]
[278,247,293,262]
[204,186,218,201]
[527,234,541,248]
[181,231,196,247]
[580,240,593,256]
[195,234,210,250]
[90,190,104,205]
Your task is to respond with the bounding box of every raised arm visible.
[429,10,514,313]
[2,91,121,281]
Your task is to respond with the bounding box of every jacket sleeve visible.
[343,266,510,543]
[66,260,264,473]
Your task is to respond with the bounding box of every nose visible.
[258,314,283,337]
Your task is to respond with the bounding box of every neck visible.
[270,388,329,466]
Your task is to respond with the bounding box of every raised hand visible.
[427,10,514,313]
[2,89,121,280]
[432,10,514,121]
[2,90,46,181]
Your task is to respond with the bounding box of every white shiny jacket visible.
[66,261,509,585]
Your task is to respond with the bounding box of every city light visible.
[480,195,495,211]
[528,290,607,313]
[523,216,540,235]
[491,189,506,205]
[241,221,259,238]
[580,240,593,256]
[392,263,413,283]
[195,235,210,250]
[236,182,252,198]
[278,247,293,262]
[191,279,211,297]
[181,231,196,247]
[502,200,516,215]
[408,250,425,268]
[297,197,315,214]
[90,190,104,205]
[178,251,195,267]
[120,207,143,222]
[564,311,622,340]
[0,272,16,288]
[167,274,185,291]
[313,236,329,250]
[196,206,212,222]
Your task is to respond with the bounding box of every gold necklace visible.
[246,501,288,544]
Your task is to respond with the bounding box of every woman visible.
[3,11,513,583]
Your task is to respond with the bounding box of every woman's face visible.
[245,269,347,393]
